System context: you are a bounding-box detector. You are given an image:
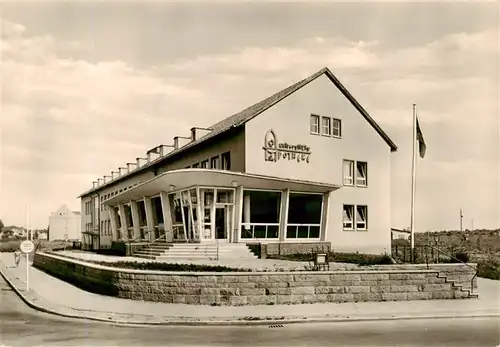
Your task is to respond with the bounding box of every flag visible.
[416,117,427,158]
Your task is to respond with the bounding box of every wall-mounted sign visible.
[263,130,311,163]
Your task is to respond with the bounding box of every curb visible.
[1,266,499,327]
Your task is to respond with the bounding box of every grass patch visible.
[267,252,394,266]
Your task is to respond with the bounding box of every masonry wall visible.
[33,253,476,306]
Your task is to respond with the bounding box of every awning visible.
[104,169,341,205]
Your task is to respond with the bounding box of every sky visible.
[1,2,498,231]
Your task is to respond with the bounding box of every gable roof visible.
[79,66,397,197]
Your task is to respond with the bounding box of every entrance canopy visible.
[104,169,340,205]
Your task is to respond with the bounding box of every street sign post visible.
[20,240,34,292]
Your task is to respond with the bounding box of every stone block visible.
[422,284,450,292]
[353,293,383,302]
[267,275,294,282]
[264,282,288,288]
[294,274,330,282]
[290,287,315,295]
[390,285,418,293]
[247,295,276,306]
[407,279,428,285]
[431,291,454,300]
[169,294,186,304]
[315,286,346,294]
[288,281,317,288]
[229,296,248,306]
[360,273,389,281]
[198,276,218,283]
[239,288,266,296]
[200,288,219,296]
[347,286,371,294]
[248,275,269,283]
[407,292,432,300]
[370,285,391,293]
[389,273,409,280]
[381,293,408,301]
[176,287,201,295]
[221,276,248,283]
[266,287,291,295]
[200,295,219,305]
[185,295,201,305]
[326,293,354,303]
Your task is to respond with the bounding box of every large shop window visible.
[241,190,281,239]
[286,193,322,239]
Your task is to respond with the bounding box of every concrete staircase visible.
[133,242,258,261]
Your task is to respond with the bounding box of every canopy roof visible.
[104,169,341,205]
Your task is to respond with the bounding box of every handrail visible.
[424,243,478,294]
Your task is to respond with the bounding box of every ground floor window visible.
[241,190,280,239]
[286,193,322,239]
[343,204,368,231]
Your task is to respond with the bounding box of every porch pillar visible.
[108,206,119,241]
[130,200,141,240]
[118,203,129,242]
[320,190,331,242]
[234,185,244,243]
[160,191,173,242]
[143,196,155,242]
[279,189,290,243]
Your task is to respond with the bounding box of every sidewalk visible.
[1,252,499,326]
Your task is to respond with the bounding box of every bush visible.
[477,258,500,280]
[93,261,252,272]
[267,252,394,266]
[452,251,470,263]
[0,240,21,252]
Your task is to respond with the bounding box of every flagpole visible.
[410,104,417,263]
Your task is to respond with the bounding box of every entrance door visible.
[215,208,226,239]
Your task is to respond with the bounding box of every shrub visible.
[452,251,470,263]
[267,252,394,266]
[0,240,21,252]
[477,258,500,280]
[94,260,252,272]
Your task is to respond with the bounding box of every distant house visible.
[48,205,81,241]
[391,228,411,240]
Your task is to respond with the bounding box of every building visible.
[48,204,81,241]
[79,67,397,254]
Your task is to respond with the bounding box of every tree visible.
[0,219,3,233]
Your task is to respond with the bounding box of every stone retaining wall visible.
[33,252,476,306]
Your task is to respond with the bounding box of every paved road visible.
[1,276,499,347]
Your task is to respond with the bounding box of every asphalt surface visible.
[1,276,499,347]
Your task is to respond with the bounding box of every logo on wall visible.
[262,129,311,163]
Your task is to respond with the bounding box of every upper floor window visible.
[356,161,367,187]
[343,160,354,186]
[332,118,342,138]
[343,204,368,231]
[221,152,231,170]
[321,117,331,136]
[210,156,220,169]
[310,115,320,134]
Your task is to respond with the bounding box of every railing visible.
[423,243,478,294]
[146,231,168,259]
[392,244,479,294]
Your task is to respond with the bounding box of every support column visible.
[109,206,119,241]
[130,200,141,240]
[118,203,129,242]
[279,189,290,243]
[144,197,155,242]
[320,191,331,242]
[160,191,173,242]
[233,186,244,243]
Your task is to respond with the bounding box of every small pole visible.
[26,205,30,292]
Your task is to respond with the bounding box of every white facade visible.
[245,74,392,254]
[49,204,81,241]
